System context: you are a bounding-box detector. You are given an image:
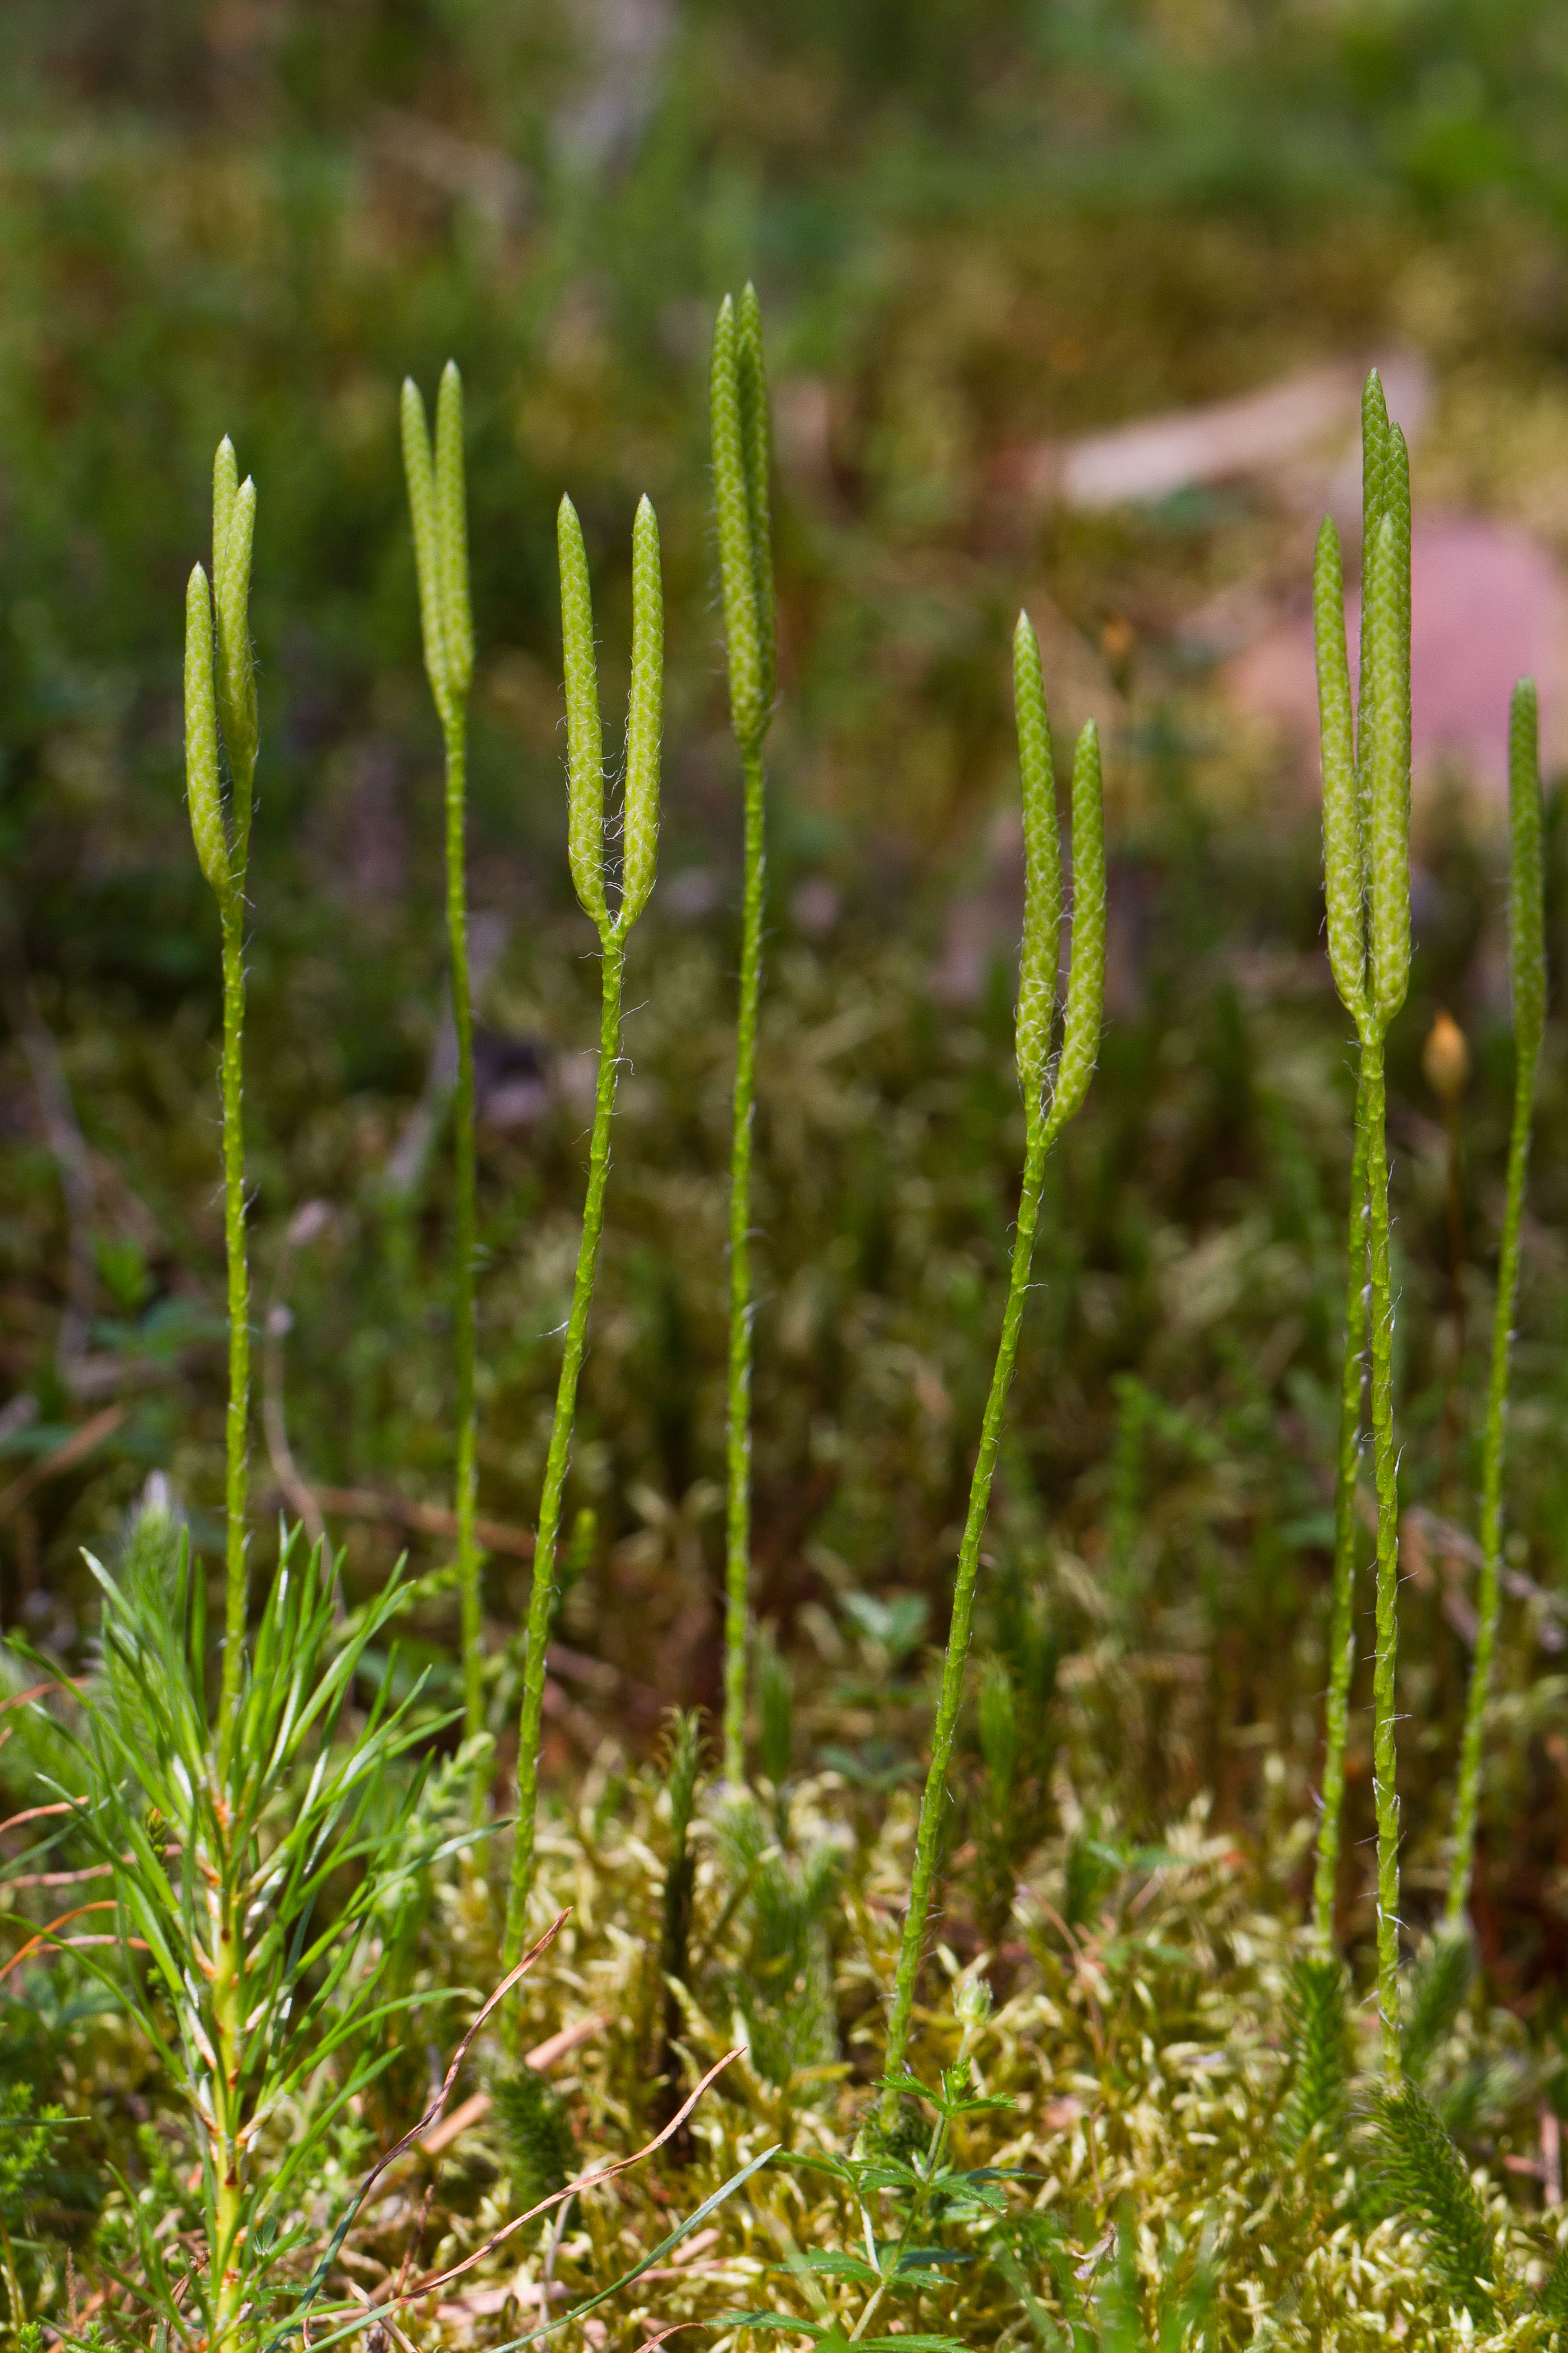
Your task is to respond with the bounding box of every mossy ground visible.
[6,3,1568,2343]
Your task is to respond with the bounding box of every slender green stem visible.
[505,928,627,1982]
[1446,1059,1534,1927]
[1313,1072,1369,1953]
[210,1864,246,2353]
[723,743,767,1783]
[218,893,250,1756]
[882,1104,1051,2109]
[443,715,482,1762]
[1361,1030,1402,2083]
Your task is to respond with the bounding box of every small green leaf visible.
[860,2335,970,2351]
[797,2251,880,2285]
[716,2314,825,2337]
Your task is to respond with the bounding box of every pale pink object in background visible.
[1227,516,1568,802]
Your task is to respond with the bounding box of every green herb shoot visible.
[402,363,483,1768]
[712,285,777,1785]
[1446,676,1546,1928]
[504,490,663,1982]
[184,437,259,1758]
[881,616,1105,2107]
[1311,370,1412,2077]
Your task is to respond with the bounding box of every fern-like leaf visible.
[1373,2081,1496,2321]
[1279,1954,1353,2158]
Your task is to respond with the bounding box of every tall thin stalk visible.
[712,285,777,1785]
[184,437,259,1763]
[504,491,663,1980]
[1312,370,1413,2081]
[1311,1083,1368,1951]
[881,617,1105,2110]
[1446,676,1546,1928]
[402,365,482,1760]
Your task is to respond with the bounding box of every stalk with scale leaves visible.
[184,437,259,1758]
[1445,675,1546,1929]
[504,490,663,1981]
[712,285,777,1785]
[881,617,1104,2110]
[1309,379,1398,1958]
[402,363,484,1765]
[1311,370,1412,2080]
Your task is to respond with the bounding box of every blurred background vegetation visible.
[6,0,1568,1989]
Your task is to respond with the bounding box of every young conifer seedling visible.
[46,1501,459,2353]
[1445,677,1546,1929]
[1311,370,1413,2080]
[402,364,484,1773]
[881,617,1105,2108]
[711,285,777,1785]
[185,438,259,1753]
[504,491,663,1985]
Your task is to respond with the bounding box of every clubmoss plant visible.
[973,1571,1059,1955]
[712,284,778,1785]
[504,490,663,1979]
[756,1628,794,1796]
[1311,371,1412,2077]
[183,437,259,1755]
[1372,2080,1498,2323]
[402,363,484,1763]
[652,1709,704,2144]
[1277,1953,1353,2163]
[1446,676,1546,1928]
[493,2062,577,2214]
[882,616,1105,2106]
[1401,1918,1476,2083]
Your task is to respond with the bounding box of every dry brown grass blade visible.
[0,1899,151,1983]
[302,1481,536,1558]
[0,1795,85,1830]
[411,2010,610,2160]
[278,1912,574,2349]
[384,2043,746,2312]
[353,1910,570,2209]
[0,1405,126,1518]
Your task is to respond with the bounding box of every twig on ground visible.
[0,1406,126,1520]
